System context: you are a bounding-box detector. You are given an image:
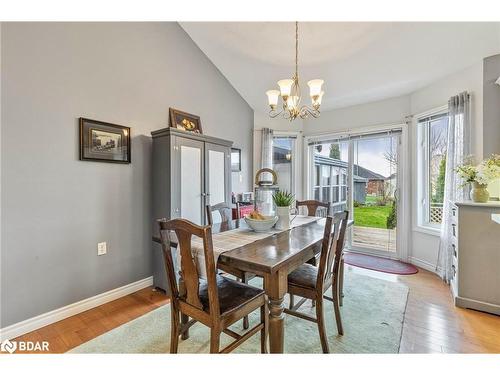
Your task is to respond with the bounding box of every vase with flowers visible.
[456,154,500,203]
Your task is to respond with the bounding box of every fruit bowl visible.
[244,215,278,232]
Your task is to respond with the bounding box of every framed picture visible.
[169,108,202,134]
[231,148,241,172]
[79,118,131,164]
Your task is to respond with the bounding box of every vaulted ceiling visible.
[180,22,500,112]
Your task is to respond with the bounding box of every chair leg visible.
[260,302,269,353]
[339,258,345,307]
[210,328,221,354]
[332,283,344,335]
[242,273,250,330]
[289,294,294,309]
[170,307,180,354]
[315,298,329,353]
[181,313,190,340]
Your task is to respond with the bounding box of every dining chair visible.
[296,199,330,217]
[295,200,333,307]
[158,218,268,354]
[205,203,256,329]
[284,211,349,353]
[206,202,238,225]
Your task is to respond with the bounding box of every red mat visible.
[344,252,418,275]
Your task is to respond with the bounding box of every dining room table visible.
[155,215,353,353]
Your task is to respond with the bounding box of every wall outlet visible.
[97,242,107,256]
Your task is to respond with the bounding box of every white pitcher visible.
[275,206,297,230]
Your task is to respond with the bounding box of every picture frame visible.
[231,148,242,172]
[169,108,202,134]
[79,118,131,164]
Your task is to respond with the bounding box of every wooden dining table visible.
[154,216,352,353]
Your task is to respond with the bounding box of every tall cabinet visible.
[151,127,233,291]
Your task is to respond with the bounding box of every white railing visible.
[430,203,443,224]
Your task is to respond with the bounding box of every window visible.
[309,141,349,209]
[417,111,449,230]
[272,136,296,194]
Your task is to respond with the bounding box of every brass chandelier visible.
[266,22,324,121]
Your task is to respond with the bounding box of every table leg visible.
[268,297,285,353]
[264,270,287,353]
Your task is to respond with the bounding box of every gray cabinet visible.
[151,127,233,291]
[451,201,500,315]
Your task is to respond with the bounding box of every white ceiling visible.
[180,22,500,112]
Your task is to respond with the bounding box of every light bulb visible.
[278,79,294,97]
[308,79,324,97]
[266,90,280,108]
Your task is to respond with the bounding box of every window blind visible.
[417,112,448,124]
[307,128,402,146]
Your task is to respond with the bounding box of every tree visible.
[329,143,340,159]
[386,199,397,229]
[433,156,446,203]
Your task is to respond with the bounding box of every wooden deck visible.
[352,226,397,252]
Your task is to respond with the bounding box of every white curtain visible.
[437,92,471,282]
[260,128,274,180]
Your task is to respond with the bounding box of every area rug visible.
[70,270,409,354]
[344,253,418,275]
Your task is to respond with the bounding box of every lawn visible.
[353,204,392,228]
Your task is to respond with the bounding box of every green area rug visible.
[71,271,408,353]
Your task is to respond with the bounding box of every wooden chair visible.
[295,200,332,307]
[158,218,268,354]
[206,203,255,329]
[284,211,349,353]
[296,200,330,217]
[206,202,238,225]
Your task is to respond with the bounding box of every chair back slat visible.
[316,211,349,290]
[206,203,238,225]
[158,218,220,316]
[296,200,330,217]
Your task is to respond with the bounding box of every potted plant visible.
[272,190,295,230]
[456,154,500,203]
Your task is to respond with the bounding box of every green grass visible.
[364,195,378,204]
[354,204,392,228]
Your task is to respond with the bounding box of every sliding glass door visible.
[308,128,402,258]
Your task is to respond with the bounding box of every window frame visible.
[415,106,449,234]
[272,132,300,195]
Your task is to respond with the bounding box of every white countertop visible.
[455,200,500,208]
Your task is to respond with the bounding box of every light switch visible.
[97,242,107,256]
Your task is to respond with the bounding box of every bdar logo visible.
[1,339,17,354]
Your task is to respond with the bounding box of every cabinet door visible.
[205,143,231,213]
[172,137,205,225]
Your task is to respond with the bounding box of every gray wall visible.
[0,22,253,328]
[483,54,500,157]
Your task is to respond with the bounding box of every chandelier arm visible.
[268,108,284,118]
[299,105,321,119]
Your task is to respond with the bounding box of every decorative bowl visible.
[244,215,278,232]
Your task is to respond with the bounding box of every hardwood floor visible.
[12,287,169,353]
[11,266,500,354]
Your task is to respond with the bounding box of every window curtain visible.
[260,128,274,180]
[437,92,471,282]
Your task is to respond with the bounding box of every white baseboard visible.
[409,256,441,275]
[0,276,153,341]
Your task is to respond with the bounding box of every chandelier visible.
[266,22,324,121]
